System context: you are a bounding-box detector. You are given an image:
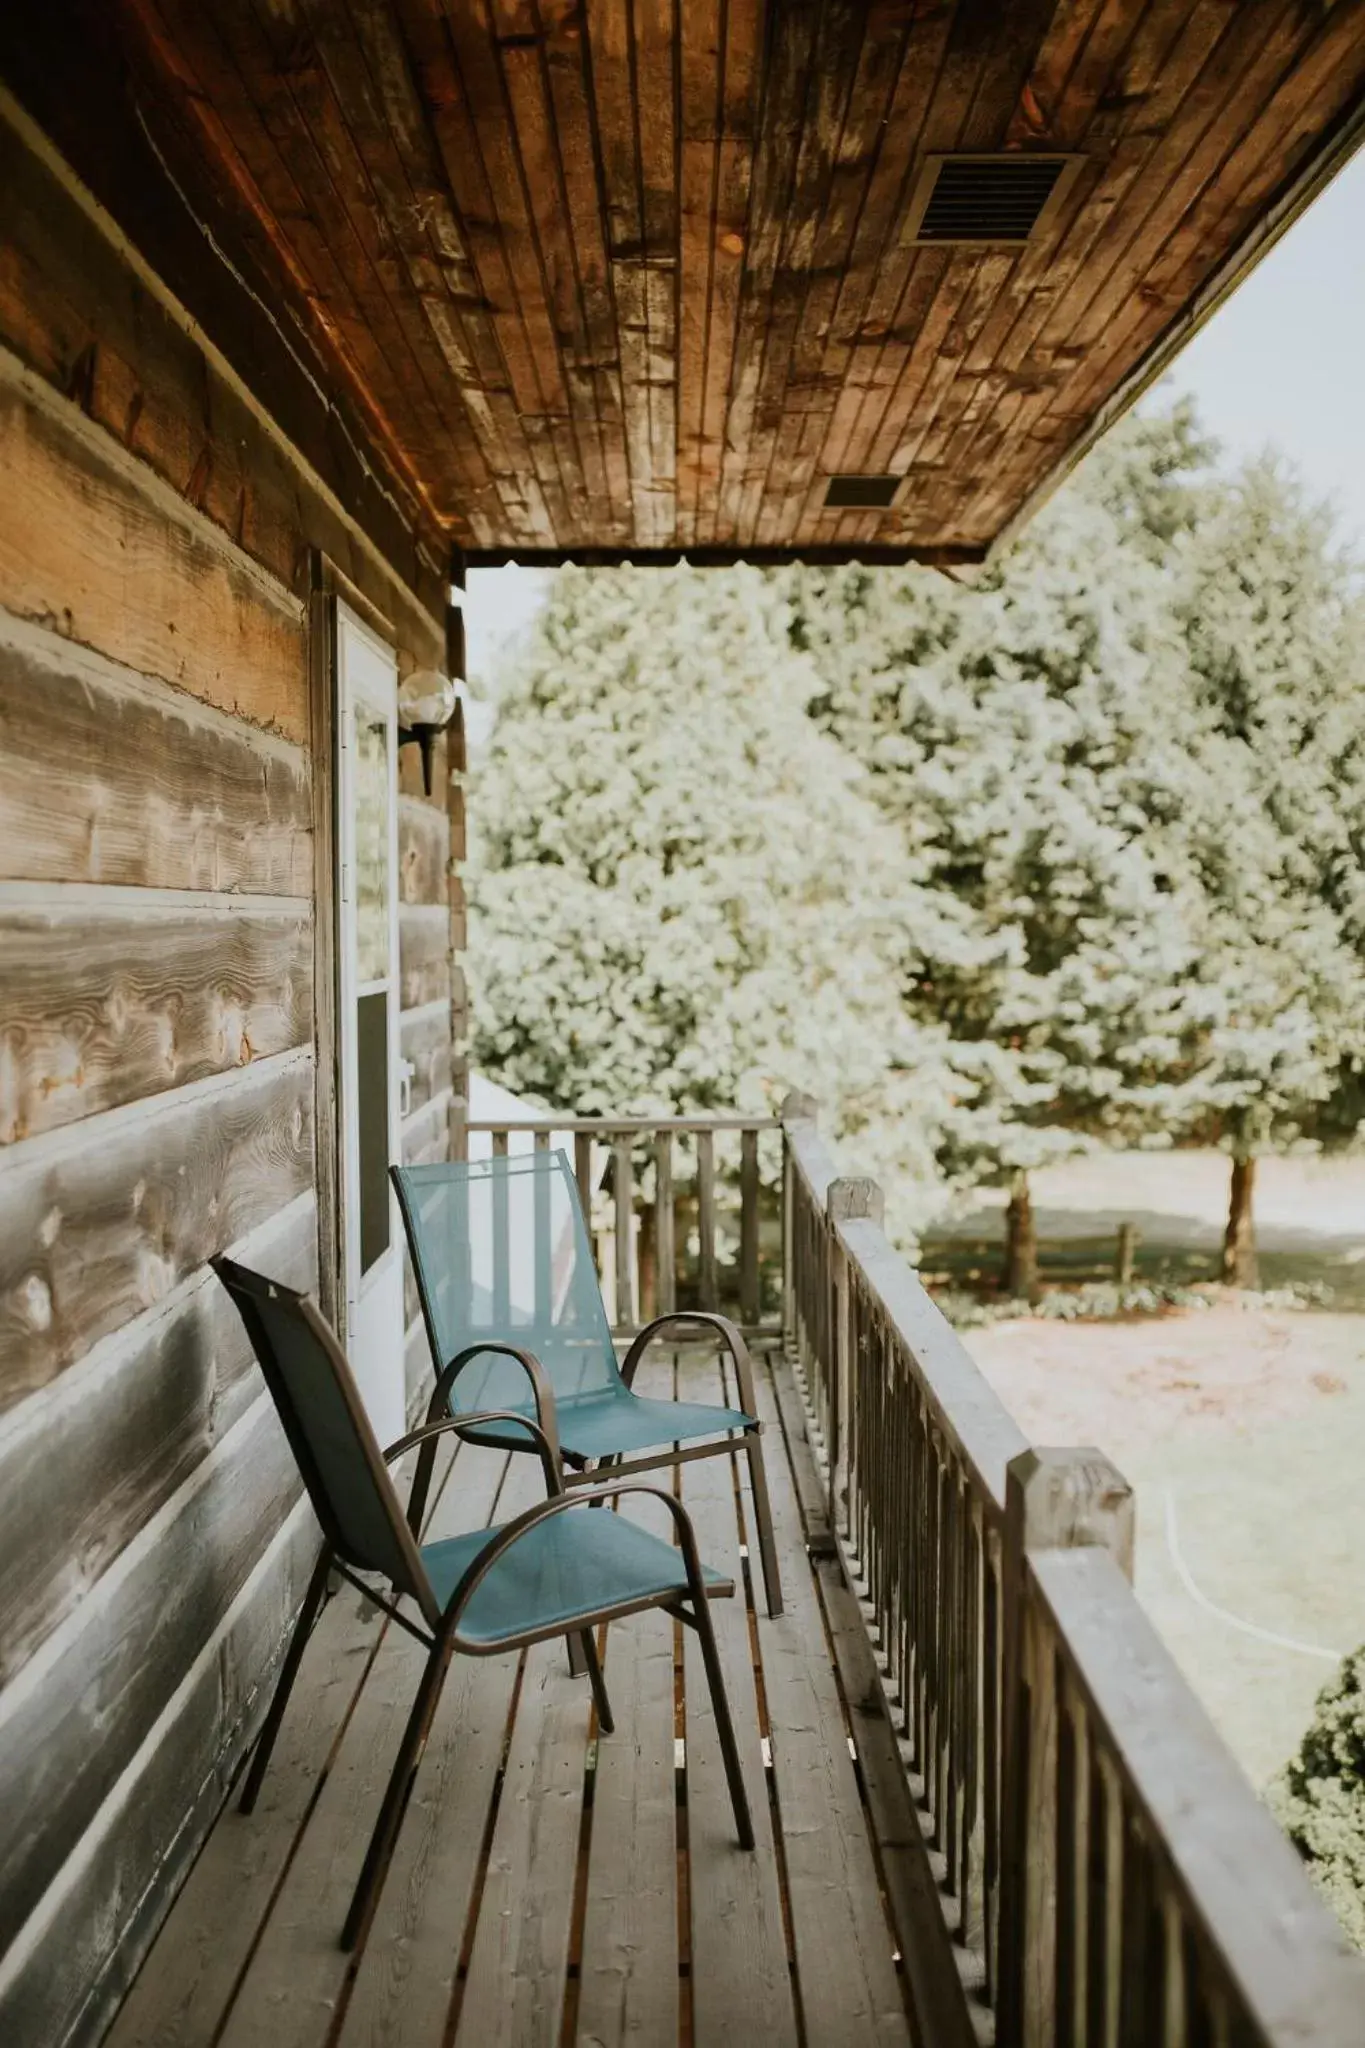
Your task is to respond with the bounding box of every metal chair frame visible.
[212,1255,754,1952]
[393,1155,784,1619]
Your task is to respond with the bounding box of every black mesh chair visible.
[212,1255,754,1949]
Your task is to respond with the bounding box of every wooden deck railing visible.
[779,1094,1364,2048]
[463,1116,781,1337]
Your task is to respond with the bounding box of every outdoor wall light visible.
[397,667,458,795]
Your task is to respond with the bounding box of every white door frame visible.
[335,600,405,1446]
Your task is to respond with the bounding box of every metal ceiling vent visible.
[906,153,1084,247]
[823,474,901,511]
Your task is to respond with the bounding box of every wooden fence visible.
[780,1094,1363,2048]
[463,1116,781,1337]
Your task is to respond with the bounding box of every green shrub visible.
[1272,1647,1365,1952]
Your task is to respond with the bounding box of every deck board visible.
[336,1448,520,2048]
[678,1349,799,2047]
[751,1363,912,2045]
[218,1445,507,2048]
[573,1350,681,2048]
[110,1355,911,2048]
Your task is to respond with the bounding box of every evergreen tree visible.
[788,418,1215,1291]
[467,563,958,1235]
[788,407,1365,1290]
[1174,458,1365,1281]
[470,406,1365,1284]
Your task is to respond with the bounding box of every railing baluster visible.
[533,1127,551,1322]
[696,1127,717,1309]
[740,1125,759,1325]
[491,1127,510,1323]
[574,1129,594,1227]
[655,1129,675,1316]
[613,1133,634,1328]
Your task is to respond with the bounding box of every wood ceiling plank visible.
[1046,3,1322,359]
[693,0,763,544]
[748,0,891,548]
[879,251,1016,494]
[388,4,556,425]
[777,3,959,543]
[933,0,1230,527]
[676,0,722,545]
[883,0,1164,514]
[295,0,553,541]
[217,0,509,538]
[239,0,510,536]
[635,0,679,546]
[536,0,634,542]
[433,1,585,545]
[810,3,1001,493]
[482,0,605,546]
[712,0,823,546]
[759,0,915,545]
[963,0,1307,533]
[841,0,1059,516]
[1059,4,1365,425]
[583,0,651,543]
[133,0,467,537]
[139,0,400,453]
[343,0,567,540]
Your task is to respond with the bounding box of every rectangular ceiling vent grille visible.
[907,153,1083,247]
[824,474,901,510]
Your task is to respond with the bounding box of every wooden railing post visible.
[779,1091,818,1353]
[997,1448,1135,2048]
[826,1176,883,1542]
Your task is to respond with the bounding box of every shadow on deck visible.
[106,1346,932,2048]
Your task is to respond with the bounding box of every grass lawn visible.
[929,1151,1365,1791]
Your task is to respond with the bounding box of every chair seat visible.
[457,1385,755,1463]
[423,1506,732,1646]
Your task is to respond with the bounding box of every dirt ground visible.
[940,1152,1365,1791]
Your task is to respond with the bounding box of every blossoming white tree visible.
[468,561,959,1233]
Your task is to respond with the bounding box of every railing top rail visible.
[838,1217,1029,1521]
[782,1111,840,1211]
[465,1116,779,1133]
[1031,1545,1365,2042]
[783,1108,1027,1518]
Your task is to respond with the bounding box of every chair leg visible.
[691,1594,755,1850]
[581,1628,614,1735]
[745,1434,784,1617]
[239,1548,331,1816]
[341,1637,453,1951]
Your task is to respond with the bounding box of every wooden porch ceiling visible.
[46,3,1365,563]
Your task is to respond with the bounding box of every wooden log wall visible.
[0,93,459,2048]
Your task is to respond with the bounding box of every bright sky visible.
[466,141,1365,674]
[1148,144,1365,547]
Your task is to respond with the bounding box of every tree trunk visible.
[1221,1153,1259,1289]
[1004,1171,1039,1301]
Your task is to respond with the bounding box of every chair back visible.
[393,1150,619,1416]
[212,1256,437,1621]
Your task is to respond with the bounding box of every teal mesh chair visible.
[392,1150,782,1615]
[212,1255,753,1950]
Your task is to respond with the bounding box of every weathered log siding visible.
[0,95,458,2048]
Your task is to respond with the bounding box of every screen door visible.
[336,603,405,1445]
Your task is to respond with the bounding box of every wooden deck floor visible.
[107,1348,920,2048]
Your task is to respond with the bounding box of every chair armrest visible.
[439,1480,722,1649]
[427,1342,560,1447]
[384,1410,563,1502]
[619,1312,761,1421]
[408,1345,562,1536]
